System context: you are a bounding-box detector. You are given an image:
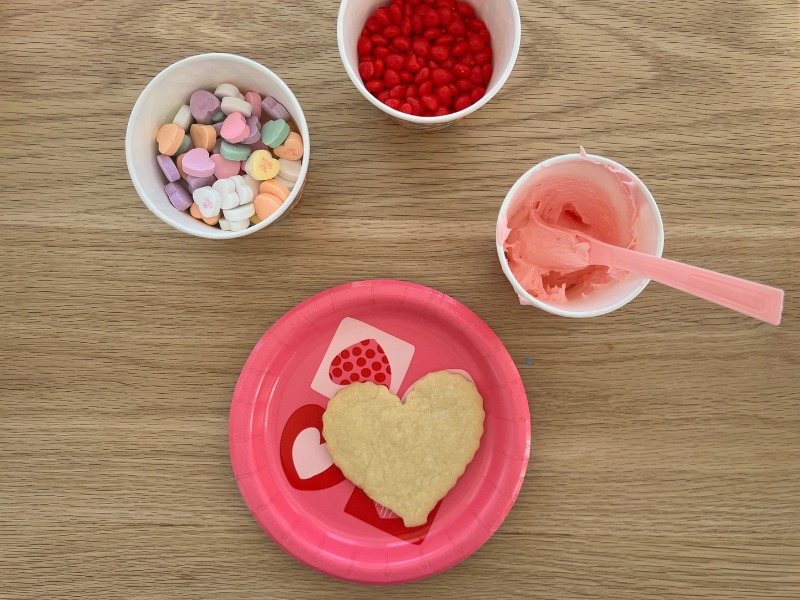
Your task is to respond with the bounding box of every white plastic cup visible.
[126,53,310,240]
[496,153,665,318]
[338,0,521,131]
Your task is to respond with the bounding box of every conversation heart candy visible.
[247,149,280,180]
[244,91,262,119]
[277,158,301,182]
[187,174,216,193]
[190,203,203,219]
[220,111,249,143]
[220,140,252,162]
[214,83,242,99]
[241,116,262,145]
[254,193,283,220]
[182,148,216,178]
[219,217,250,232]
[235,183,254,205]
[164,182,193,211]
[189,90,221,123]
[211,110,226,123]
[260,119,290,148]
[175,134,191,155]
[275,175,296,191]
[156,123,184,155]
[190,123,216,152]
[213,178,240,209]
[192,186,222,218]
[157,154,181,183]
[273,132,303,160]
[222,202,255,222]
[243,174,261,199]
[203,213,221,225]
[172,104,194,131]
[210,154,240,179]
[175,153,189,179]
[261,95,291,121]
[220,96,253,117]
[259,178,289,202]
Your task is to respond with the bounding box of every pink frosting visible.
[501,150,643,303]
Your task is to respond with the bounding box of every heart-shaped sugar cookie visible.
[322,371,484,527]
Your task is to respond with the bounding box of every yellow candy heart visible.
[248,149,280,181]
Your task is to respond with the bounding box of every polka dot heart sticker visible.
[328,339,391,387]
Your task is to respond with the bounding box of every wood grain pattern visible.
[1,0,798,598]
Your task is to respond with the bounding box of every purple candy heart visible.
[190,90,221,123]
[212,121,225,135]
[157,154,181,183]
[261,95,291,121]
[187,174,217,193]
[164,182,193,211]
[241,115,262,145]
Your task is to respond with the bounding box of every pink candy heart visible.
[181,148,216,178]
[220,112,249,143]
[210,154,241,179]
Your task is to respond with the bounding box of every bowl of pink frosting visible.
[497,150,665,318]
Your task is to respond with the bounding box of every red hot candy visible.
[356,0,493,118]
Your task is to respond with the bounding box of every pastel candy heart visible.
[261,95,291,121]
[175,134,191,155]
[244,91,262,119]
[329,339,390,386]
[175,153,189,179]
[254,193,283,220]
[190,124,216,152]
[182,148,216,178]
[210,154,240,179]
[220,140,252,162]
[243,174,261,199]
[220,112,249,143]
[172,104,194,131]
[157,154,181,183]
[241,116,262,145]
[211,110,226,123]
[277,158,301,182]
[187,174,216,193]
[275,175,295,191]
[192,186,222,218]
[189,90,221,123]
[222,202,255,222]
[260,119,290,148]
[214,83,242,99]
[156,123,184,155]
[247,149,280,180]
[322,372,485,528]
[213,178,240,209]
[273,132,304,160]
[258,179,289,202]
[220,96,253,117]
[235,184,254,205]
[164,182,193,211]
[246,137,271,153]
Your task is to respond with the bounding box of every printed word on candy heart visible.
[152,83,304,232]
[329,339,392,386]
[357,0,493,117]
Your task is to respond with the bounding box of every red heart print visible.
[280,404,346,491]
[329,339,392,387]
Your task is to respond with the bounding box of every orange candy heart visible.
[259,178,290,202]
[190,124,217,152]
[254,193,284,220]
[176,153,189,180]
[156,123,184,155]
[273,132,304,160]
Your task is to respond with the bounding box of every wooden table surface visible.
[2,0,799,598]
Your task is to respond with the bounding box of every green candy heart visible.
[260,119,290,148]
[211,110,226,123]
[176,134,191,154]
[220,140,252,161]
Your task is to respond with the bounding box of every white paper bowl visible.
[497,153,665,318]
[126,53,310,239]
[338,0,521,131]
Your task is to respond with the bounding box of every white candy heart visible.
[221,96,253,117]
[223,202,255,221]
[230,175,246,187]
[278,158,301,182]
[228,218,250,232]
[243,174,261,198]
[219,217,231,231]
[236,184,254,205]
[275,175,295,191]
[214,83,241,99]
[192,187,222,218]
[172,104,194,131]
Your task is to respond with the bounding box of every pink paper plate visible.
[229,280,530,584]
